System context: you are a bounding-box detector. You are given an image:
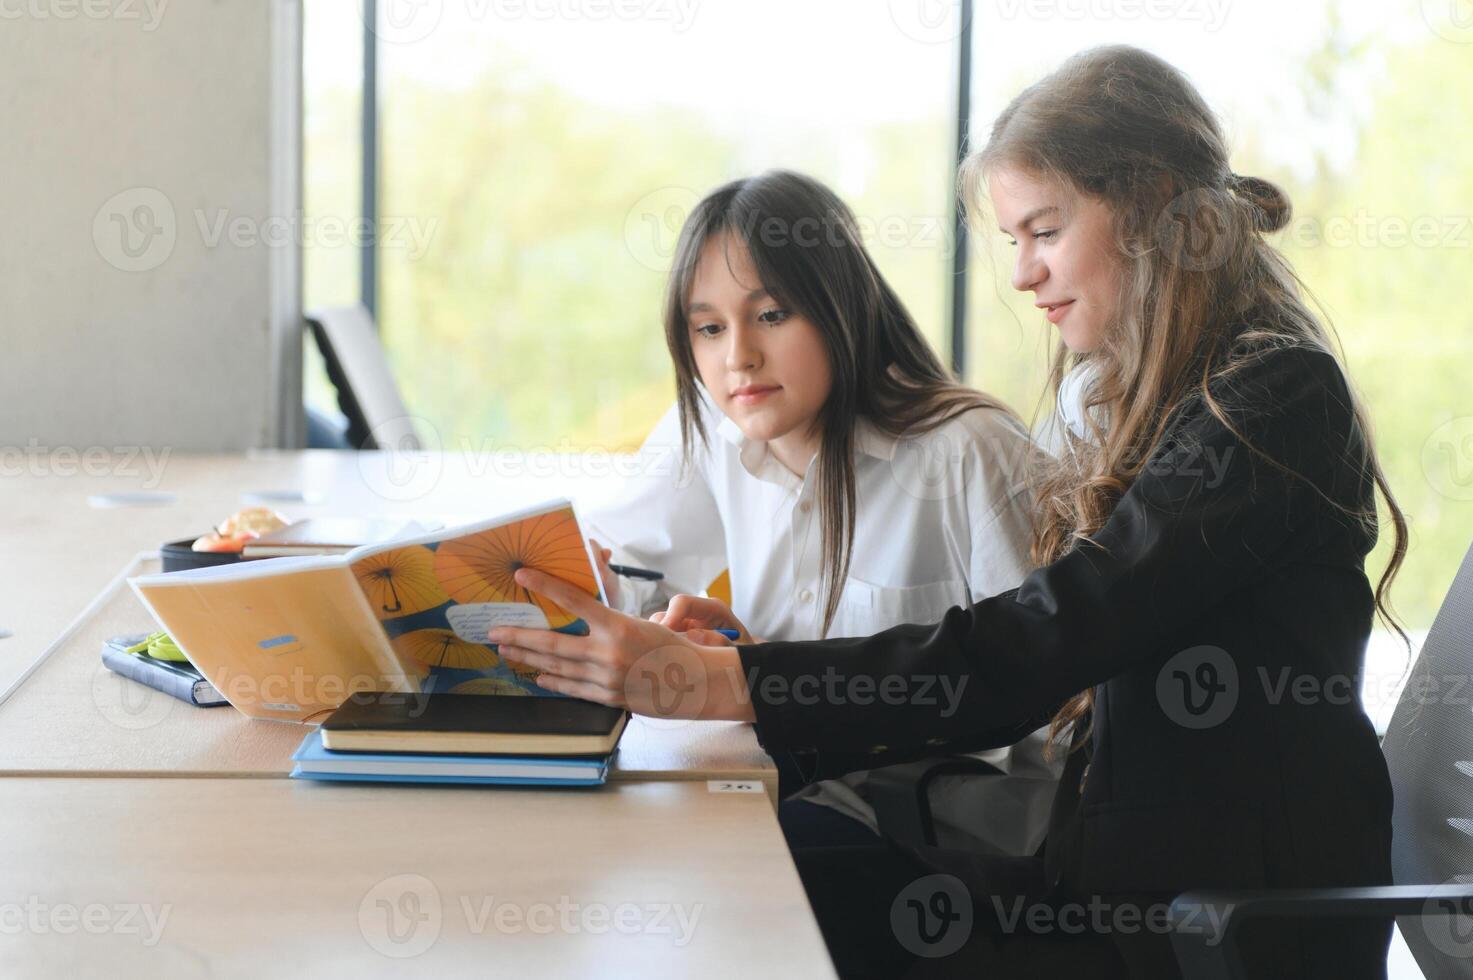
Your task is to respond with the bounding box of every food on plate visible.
[191,506,289,553]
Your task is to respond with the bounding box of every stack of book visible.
[289,693,629,787]
[124,498,629,786]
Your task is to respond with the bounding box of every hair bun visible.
[1228,173,1291,233]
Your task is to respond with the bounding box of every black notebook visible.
[318,692,629,756]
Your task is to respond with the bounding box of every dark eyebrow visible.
[999,205,1061,236]
[687,288,770,316]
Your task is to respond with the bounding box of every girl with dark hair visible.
[493,47,1407,978]
[582,169,1061,857]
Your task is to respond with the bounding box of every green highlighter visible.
[123,631,189,663]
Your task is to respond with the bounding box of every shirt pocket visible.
[834,575,969,635]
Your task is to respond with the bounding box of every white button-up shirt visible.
[586,395,1063,854]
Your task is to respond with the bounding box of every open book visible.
[130,499,604,723]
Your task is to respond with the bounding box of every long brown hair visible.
[962,45,1409,749]
[664,170,1013,636]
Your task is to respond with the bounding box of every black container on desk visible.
[160,538,255,573]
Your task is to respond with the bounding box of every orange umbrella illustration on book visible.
[433,509,597,630]
[393,628,501,670]
[352,545,451,619]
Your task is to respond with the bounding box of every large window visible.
[306,1,1473,709]
[313,0,960,455]
[302,0,365,416]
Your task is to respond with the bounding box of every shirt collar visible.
[715,415,772,477]
[853,419,897,461]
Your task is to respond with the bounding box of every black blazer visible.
[740,342,1393,978]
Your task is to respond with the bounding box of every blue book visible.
[288,729,609,786]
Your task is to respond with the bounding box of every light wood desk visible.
[0,777,833,978]
[0,451,830,976]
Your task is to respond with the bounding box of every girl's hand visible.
[489,568,756,722]
[649,594,762,645]
[588,537,620,610]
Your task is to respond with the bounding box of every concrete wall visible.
[1,0,303,451]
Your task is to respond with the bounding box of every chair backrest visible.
[1381,539,1473,975]
[306,306,421,451]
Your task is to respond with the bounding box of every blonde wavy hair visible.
[962,45,1408,750]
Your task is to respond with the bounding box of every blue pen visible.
[680,628,742,641]
[607,563,740,640]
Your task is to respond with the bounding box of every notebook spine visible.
[100,645,227,707]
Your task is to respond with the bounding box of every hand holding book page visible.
[130,500,605,723]
[490,567,755,723]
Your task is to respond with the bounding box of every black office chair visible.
[1169,540,1473,978]
[305,306,422,451]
